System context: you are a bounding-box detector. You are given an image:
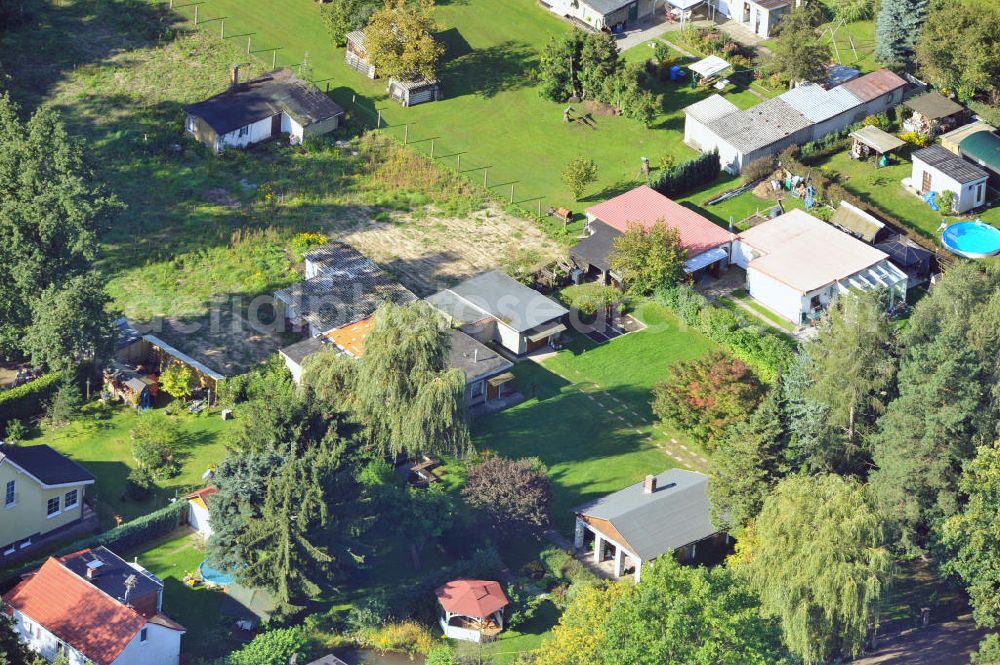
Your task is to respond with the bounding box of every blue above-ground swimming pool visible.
[199,560,234,586]
[942,221,1000,259]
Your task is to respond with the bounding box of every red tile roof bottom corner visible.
[585,185,731,256]
[435,579,509,618]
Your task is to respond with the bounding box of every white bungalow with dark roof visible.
[426,270,570,356]
[573,470,719,582]
[542,0,659,32]
[183,67,344,153]
[910,145,988,213]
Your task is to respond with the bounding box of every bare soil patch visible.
[333,204,567,297]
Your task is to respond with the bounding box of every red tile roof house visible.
[3,546,184,665]
[571,185,733,288]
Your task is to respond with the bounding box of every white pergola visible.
[689,55,731,81]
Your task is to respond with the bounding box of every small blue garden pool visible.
[198,560,234,586]
[942,221,1000,258]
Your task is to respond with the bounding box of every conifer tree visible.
[875,0,928,67]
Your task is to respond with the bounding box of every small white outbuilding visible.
[910,145,988,213]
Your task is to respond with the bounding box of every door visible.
[487,382,500,401]
[628,1,638,22]
[271,113,282,137]
[921,170,932,193]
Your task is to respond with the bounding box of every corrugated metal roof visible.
[779,83,861,123]
[705,97,812,153]
[839,68,907,102]
[913,145,989,184]
[684,94,740,125]
[573,469,716,561]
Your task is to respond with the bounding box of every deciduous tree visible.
[363,0,444,81]
[653,351,764,449]
[320,0,380,47]
[609,221,686,296]
[769,3,831,86]
[462,456,552,535]
[159,362,194,402]
[130,412,182,480]
[21,273,114,372]
[533,581,631,665]
[561,157,598,201]
[915,0,1000,102]
[733,474,893,664]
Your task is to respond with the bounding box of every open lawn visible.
[158,0,768,208]
[473,301,715,533]
[22,403,231,528]
[811,151,1000,239]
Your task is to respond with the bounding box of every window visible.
[810,294,821,310]
[4,480,14,507]
[238,125,249,137]
[64,489,78,510]
[140,628,148,642]
[46,497,60,517]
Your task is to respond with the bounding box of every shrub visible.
[230,626,307,665]
[289,231,329,262]
[125,467,155,501]
[354,621,434,656]
[938,190,955,214]
[0,371,67,424]
[159,362,194,401]
[899,131,930,147]
[863,112,891,131]
[425,644,457,665]
[43,379,82,428]
[462,456,552,535]
[562,157,599,201]
[505,583,544,629]
[2,419,27,444]
[741,157,777,184]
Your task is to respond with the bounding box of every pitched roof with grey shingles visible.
[684,94,740,125]
[274,242,417,333]
[906,91,965,121]
[0,445,95,487]
[913,145,989,184]
[580,0,636,14]
[447,330,512,383]
[573,469,717,561]
[182,68,344,136]
[704,97,812,154]
[780,83,861,124]
[427,270,569,333]
[570,221,622,272]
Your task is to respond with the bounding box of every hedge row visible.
[2,501,188,585]
[0,371,68,425]
[656,285,795,383]
[651,150,721,199]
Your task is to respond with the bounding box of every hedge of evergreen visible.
[0,371,67,425]
[650,150,720,199]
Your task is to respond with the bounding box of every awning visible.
[665,0,704,9]
[689,55,730,80]
[525,322,567,342]
[683,246,729,274]
[487,372,515,387]
[849,125,905,154]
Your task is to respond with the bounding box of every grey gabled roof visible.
[428,270,568,333]
[447,330,512,383]
[573,469,717,561]
[705,97,812,154]
[913,145,988,184]
[780,83,861,124]
[683,94,740,125]
[580,0,636,14]
[183,68,344,135]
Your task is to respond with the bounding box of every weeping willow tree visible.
[304,301,469,458]
[732,474,894,664]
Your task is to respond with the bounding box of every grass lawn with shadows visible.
[23,403,231,528]
[135,530,241,660]
[473,301,716,533]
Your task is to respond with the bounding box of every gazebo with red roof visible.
[435,579,509,643]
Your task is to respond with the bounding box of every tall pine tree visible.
[875,0,929,67]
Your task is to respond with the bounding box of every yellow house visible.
[0,444,95,556]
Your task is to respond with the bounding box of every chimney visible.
[86,559,104,580]
[643,474,657,494]
[230,64,239,88]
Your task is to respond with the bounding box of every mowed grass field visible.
[166,0,759,208]
[473,302,716,533]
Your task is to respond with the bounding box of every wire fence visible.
[164,0,577,241]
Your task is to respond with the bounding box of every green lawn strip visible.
[473,303,714,533]
[722,289,796,333]
[675,174,806,227]
[810,151,1000,239]
[26,403,231,527]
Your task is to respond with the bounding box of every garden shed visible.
[903,91,966,137]
[849,125,905,163]
[959,131,1000,192]
[830,200,888,243]
[910,145,988,213]
[345,30,376,79]
[387,77,441,107]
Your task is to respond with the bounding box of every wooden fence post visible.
[456,154,461,171]
[220,20,224,39]
[376,110,382,128]
[510,184,515,204]
[272,50,276,69]
[538,200,542,218]
[430,139,435,159]
[247,35,251,54]
[404,124,409,144]
[484,168,489,189]
[193,5,198,24]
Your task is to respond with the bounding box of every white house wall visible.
[217,116,273,151]
[745,268,805,324]
[912,161,988,213]
[113,622,183,665]
[495,320,525,355]
[282,353,304,384]
[187,502,212,538]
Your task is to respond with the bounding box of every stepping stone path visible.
[573,381,708,471]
